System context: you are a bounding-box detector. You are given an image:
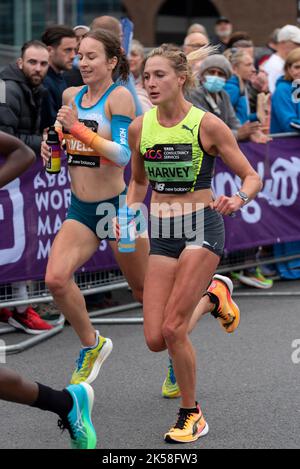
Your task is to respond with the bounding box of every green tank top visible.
[140,106,215,194]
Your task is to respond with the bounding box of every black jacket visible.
[0,63,46,154]
[40,66,68,132]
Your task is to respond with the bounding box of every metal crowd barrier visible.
[0,269,142,354]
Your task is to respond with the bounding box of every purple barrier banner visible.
[1,137,300,283]
[214,137,300,253]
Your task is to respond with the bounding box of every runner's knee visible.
[144,331,166,352]
[162,317,186,346]
[45,269,70,293]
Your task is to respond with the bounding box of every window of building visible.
[156,0,220,45]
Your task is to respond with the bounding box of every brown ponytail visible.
[116,49,130,82]
[83,29,130,82]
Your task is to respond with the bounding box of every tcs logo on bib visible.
[145,149,163,160]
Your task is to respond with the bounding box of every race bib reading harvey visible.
[144,144,195,193]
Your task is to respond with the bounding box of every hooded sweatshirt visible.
[0,63,45,154]
[224,74,258,124]
[271,76,300,133]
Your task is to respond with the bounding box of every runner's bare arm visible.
[126,116,149,208]
[0,131,35,187]
[56,87,134,166]
[201,113,262,200]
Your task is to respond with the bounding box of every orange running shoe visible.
[164,404,209,444]
[206,274,240,333]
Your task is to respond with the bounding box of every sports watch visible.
[235,190,249,204]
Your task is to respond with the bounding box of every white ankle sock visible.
[82,330,99,350]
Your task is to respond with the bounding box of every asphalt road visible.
[0,280,299,450]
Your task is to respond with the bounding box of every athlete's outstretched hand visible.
[209,195,244,216]
[57,101,78,131]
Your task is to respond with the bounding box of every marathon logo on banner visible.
[0,158,115,283]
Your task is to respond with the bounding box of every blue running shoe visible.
[58,382,97,449]
[71,331,113,385]
[162,358,181,398]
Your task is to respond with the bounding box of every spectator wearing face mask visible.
[212,17,233,53]
[187,54,262,141]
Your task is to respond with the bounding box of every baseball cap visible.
[215,17,231,25]
[277,25,300,44]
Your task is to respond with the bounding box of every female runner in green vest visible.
[126,44,262,443]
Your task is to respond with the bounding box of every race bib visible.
[144,144,194,193]
[65,119,100,168]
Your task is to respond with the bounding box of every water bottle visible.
[118,206,136,253]
[46,126,61,174]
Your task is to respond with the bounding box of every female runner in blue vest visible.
[41,30,149,385]
[126,44,262,443]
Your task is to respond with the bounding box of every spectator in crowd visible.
[129,39,153,113]
[91,15,121,38]
[129,39,145,82]
[187,54,262,141]
[183,32,209,55]
[224,48,258,124]
[0,40,48,153]
[187,23,208,38]
[183,32,210,73]
[256,28,280,71]
[267,28,280,53]
[64,25,90,87]
[263,24,300,93]
[212,17,233,53]
[271,47,300,133]
[40,25,77,131]
[226,35,270,124]
[227,31,252,49]
[90,15,143,116]
[73,25,90,44]
[248,67,270,129]
[0,40,53,332]
[227,32,254,58]
[225,49,270,140]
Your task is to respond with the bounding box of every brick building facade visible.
[123,0,298,46]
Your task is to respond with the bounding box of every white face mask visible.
[203,75,226,93]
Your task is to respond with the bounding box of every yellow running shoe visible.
[207,274,240,333]
[70,331,113,385]
[164,404,209,444]
[162,358,181,399]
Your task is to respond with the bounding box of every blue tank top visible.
[65,83,118,168]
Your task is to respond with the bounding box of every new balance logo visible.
[155,183,165,192]
[182,124,197,137]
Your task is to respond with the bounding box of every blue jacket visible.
[224,75,257,124]
[271,76,300,133]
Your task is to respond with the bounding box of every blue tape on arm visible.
[111,114,132,166]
